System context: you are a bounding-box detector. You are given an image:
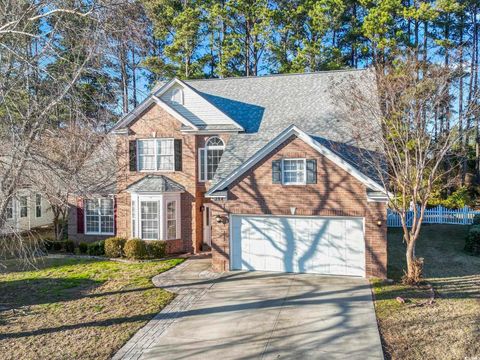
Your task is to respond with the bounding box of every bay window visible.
[199,136,225,182]
[130,194,180,240]
[85,198,114,235]
[138,138,174,171]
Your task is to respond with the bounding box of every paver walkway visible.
[113,257,220,360]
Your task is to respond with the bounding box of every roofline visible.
[206,124,391,198]
[185,68,370,83]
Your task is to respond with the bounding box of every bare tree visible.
[337,54,479,284]
[0,0,124,264]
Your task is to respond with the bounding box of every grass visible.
[373,225,480,360]
[0,256,184,360]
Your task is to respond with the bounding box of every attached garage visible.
[230,215,366,277]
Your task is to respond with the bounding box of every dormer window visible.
[171,88,184,105]
[199,136,225,182]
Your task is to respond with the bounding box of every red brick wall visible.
[114,104,198,254]
[210,135,387,278]
[67,102,232,255]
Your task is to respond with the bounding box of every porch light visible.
[377,220,382,227]
[215,215,227,224]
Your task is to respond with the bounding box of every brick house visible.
[68,69,388,278]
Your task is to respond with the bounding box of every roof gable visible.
[206,125,388,197]
[111,78,244,133]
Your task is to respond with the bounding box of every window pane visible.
[199,149,206,181]
[138,140,156,171]
[20,196,28,218]
[166,201,176,240]
[6,199,13,219]
[131,200,136,237]
[100,199,113,216]
[157,155,174,170]
[141,201,159,239]
[207,149,223,180]
[157,139,174,170]
[85,200,98,215]
[283,160,305,184]
[35,194,42,218]
[86,215,99,233]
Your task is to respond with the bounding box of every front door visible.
[203,204,212,247]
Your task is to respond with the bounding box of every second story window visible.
[282,159,306,185]
[138,139,174,171]
[199,136,225,182]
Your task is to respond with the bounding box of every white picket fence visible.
[387,205,480,227]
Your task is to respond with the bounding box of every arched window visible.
[199,137,225,181]
[171,88,184,105]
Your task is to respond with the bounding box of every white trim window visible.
[199,136,225,182]
[130,194,181,240]
[282,159,306,185]
[35,194,42,218]
[166,200,177,240]
[6,199,13,219]
[19,196,28,218]
[131,199,136,238]
[140,201,159,240]
[85,198,114,235]
[138,138,174,171]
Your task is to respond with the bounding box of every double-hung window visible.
[166,201,177,240]
[199,137,225,182]
[85,198,114,235]
[35,194,42,218]
[282,159,306,185]
[19,196,28,218]
[6,199,13,219]
[138,139,174,171]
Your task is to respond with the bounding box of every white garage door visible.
[231,215,365,277]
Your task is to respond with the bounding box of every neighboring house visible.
[3,190,53,233]
[68,69,388,278]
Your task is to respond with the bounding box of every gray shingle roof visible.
[183,69,381,188]
[126,175,185,193]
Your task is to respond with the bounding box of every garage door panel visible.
[231,215,365,277]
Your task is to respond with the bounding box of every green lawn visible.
[0,257,184,360]
[373,225,480,360]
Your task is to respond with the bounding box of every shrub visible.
[87,240,105,256]
[43,238,55,251]
[472,214,480,226]
[124,238,148,260]
[64,240,75,253]
[146,241,166,259]
[465,225,480,256]
[104,237,126,258]
[78,242,88,254]
[52,241,63,251]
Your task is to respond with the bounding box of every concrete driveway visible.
[115,258,384,360]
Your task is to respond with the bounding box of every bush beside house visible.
[43,235,167,260]
[123,238,167,260]
[104,237,127,258]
